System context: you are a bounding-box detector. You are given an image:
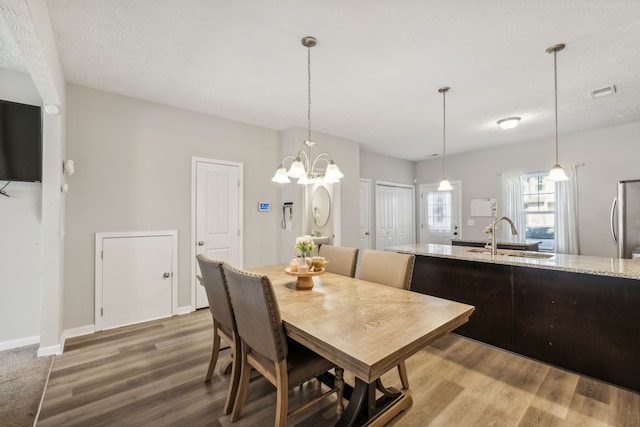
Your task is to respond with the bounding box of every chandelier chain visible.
[307,45,312,142]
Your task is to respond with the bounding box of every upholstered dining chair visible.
[222,263,344,426]
[358,249,416,389]
[196,255,241,415]
[317,244,359,278]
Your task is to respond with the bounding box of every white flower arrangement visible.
[484,224,493,234]
[295,235,316,256]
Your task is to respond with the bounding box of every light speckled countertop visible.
[388,243,640,281]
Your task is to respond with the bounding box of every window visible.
[427,191,452,231]
[522,174,555,251]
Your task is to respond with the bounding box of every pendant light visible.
[437,87,453,191]
[272,36,343,185]
[546,43,569,182]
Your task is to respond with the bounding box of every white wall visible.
[0,70,43,347]
[415,121,640,257]
[64,84,284,330]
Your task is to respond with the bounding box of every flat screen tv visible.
[0,99,42,182]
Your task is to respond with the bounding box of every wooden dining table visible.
[249,264,475,427]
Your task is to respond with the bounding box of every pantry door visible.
[192,158,243,309]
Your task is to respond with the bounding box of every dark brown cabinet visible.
[409,254,640,392]
[411,256,514,350]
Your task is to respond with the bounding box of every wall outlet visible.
[467,219,475,226]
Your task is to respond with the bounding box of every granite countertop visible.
[388,243,640,280]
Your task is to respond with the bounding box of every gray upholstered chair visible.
[222,263,344,426]
[196,255,241,415]
[358,249,416,389]
[317,244,359,278]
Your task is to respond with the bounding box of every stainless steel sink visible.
[467,248,554,259]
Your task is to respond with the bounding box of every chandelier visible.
[272,36,343,185]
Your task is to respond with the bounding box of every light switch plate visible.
[467,219,475,226]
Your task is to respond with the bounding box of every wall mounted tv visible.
[0,99,43,183]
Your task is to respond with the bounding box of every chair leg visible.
[274,360,288,427]
[397,361,409,389]
[230,342,251,422]
[205,325,221,382]
[222,335,242,415]
[335,367,345,413]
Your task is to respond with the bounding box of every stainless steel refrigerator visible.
[611,179,640,259]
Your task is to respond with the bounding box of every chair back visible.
[318,245,359,278]
[196,255,235,334]
[359,249,415,290]
[222,264,288,364]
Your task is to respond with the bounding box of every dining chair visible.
[358,249,415,389]
[222,263,344,426]
[196,255,241,415]
[317,244,359,278]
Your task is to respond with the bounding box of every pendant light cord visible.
[553,49,559,164]
[442,89,446,177]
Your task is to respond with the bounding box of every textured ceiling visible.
[2,0,640,161]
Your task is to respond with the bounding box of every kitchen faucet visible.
[491,216,518,256]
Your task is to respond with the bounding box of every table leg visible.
[334,377,411,427]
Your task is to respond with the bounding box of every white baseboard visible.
[63,324,96,340]
[37,343,63,357]
[0,335,39,352]
[177,305,193,315]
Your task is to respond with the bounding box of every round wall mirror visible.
[312,186,331,227]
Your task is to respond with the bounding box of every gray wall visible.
[415,121,640,257]
[360,150,416,249]
[0,70,43,346]
[64,84,283,329]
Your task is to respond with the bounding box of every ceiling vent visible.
[590,85,616,99]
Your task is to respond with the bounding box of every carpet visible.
[0,345,54,427]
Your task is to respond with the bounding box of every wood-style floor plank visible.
[37,310,640,426]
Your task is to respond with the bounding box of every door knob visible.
[365,232,370,236]
[163,272,171,278]
[198,241,204,246]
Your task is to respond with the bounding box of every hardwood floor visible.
[37,310,640,426]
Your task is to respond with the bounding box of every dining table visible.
[249,264,475,426]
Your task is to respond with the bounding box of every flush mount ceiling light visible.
[272,36,343,185]
[546,43,569,182]
[437,86,453,192]
[497,116,521,129]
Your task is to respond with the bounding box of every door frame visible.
[190,157,244,311]
[94,230,178,331]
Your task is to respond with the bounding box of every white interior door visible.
[375,182,415,250]
[419,181,461,244]
[97,232,177,331]
[193,159,242,309]
[358,179,371,253]
[376,184,396,250]
[396,186,414,246]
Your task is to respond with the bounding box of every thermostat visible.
[258,202,271,212]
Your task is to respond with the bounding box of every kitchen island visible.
[388,243,640,393]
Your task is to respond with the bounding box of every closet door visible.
[375,183,415,250]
